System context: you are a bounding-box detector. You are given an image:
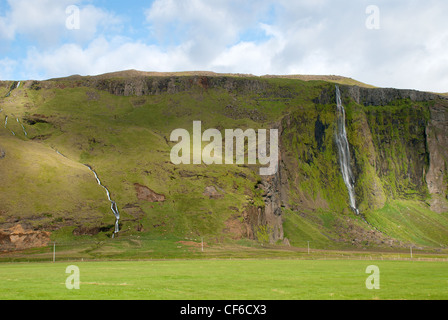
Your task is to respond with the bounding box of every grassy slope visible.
[368,200,448,247]
[0,132,110,228]
[1,76,447,257]
[0,86,112,229]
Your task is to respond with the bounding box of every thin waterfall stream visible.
[17,118,27,136]
[334,85,359,215]
[4,115,15,136]
[53,148,120,237]
[85,165,120,237]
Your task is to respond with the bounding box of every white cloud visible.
[22,37,196,79]
[0,15,15,40]
[0,0,121,45]
[0,57,18,80]
[145,0,273,65]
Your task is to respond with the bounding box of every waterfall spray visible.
[335,85,359,215]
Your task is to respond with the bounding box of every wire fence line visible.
[32,239,448,263]
[2,236,447,263]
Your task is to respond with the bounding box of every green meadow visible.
[0,259,447,300]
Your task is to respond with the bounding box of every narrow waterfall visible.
[53,148,120,237]
[85,165,120,237]
[335,85,359,215]
[17,118,27,136]
[4,115,15,136]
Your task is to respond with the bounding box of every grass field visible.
[1,259,447,300]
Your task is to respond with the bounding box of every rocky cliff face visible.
[346,86,440,106]
[425,100,448,213]
[252,128,289,244]
[53,75,270,97]
[351,87,447,213]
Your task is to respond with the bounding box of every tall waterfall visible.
[335,85,359,215]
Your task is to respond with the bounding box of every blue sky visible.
[1,0,447,92]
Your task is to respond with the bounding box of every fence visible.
[1,237,447,263]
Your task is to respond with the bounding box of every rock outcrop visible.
[425,100,448,213]
[314,84,445,106]
[0,225,51,252]
[203,186,224,199]
[244,122,289,244]
[346,86,441,106]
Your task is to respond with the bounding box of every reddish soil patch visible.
[177,241,207,248]
[134,183,166,202]
[0,224,51,252]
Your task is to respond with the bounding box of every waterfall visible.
[335,85,359,215]
[3,115,14,136]
[53,148,120,237]
[17,118,27,136]
[85,165,120,237]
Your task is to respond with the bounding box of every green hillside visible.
[1,74,447,258]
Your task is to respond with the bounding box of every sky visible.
[0,0,447,93]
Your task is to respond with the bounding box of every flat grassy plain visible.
[0,258,447,300]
